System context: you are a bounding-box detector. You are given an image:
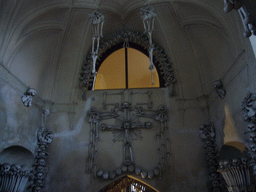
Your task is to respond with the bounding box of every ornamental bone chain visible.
[89,11,105,90]
[242,92,256,176]
[140,5,157,85]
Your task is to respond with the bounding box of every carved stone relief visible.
[87,91,170,180]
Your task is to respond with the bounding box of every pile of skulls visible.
[0,163,31,192]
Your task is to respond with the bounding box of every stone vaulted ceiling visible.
[0,0,246,103]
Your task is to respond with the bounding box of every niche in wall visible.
[0,145,34,168]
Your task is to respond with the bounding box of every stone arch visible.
[98,175,159,192]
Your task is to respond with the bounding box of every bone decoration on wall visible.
[21,88,36,107]
[27,109,53,192]
[0,163,31,192]
[87,91,170,180]
[223,0,256,37]
[199,123,222,192]
[242,92,256,178]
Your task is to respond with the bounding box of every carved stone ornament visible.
[87,92,170,180]
[0,163,31,192]
[80,30,176,96]
[213,80,226,99]
[223,0,256,37]
[21,88,36,107]
[199,123,223,191]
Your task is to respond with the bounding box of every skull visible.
[232,158,241,166]
[241,157,249,165]
[123,121,131,129]
[209,158,217,165]
[11,164,21,173]
[224,160,231,168]
[248,123,256,132]
[37,158,46,166]
[36,165,44,172]
[36,172,45,179]
[250,143,256,152]
[209,165,217,172]
[249,132,256,142]
[204,140,214,147]
[122,103,129,108]
[144,122,152,129]
[212,180,220,187]
[219,160,225,169]
[20,165,29,175]
[207,147,215,153]
[45,132,53,144]
[35,179,44,187]
[38,151,48,158]
[210,173,219,180]
[32,186,41,192]
[38,144,47,151]
[1,163,11,173]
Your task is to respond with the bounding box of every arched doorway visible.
[99,175,158,192]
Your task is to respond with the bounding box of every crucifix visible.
[100,102,152,166]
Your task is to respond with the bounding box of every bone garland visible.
[27,127,53,192]
[218,158,255,191]
[0,163,30,192]
[27,109,53,192]
[89,11,105,90]
[223,0,256,37]
[80,31,176,95]
[140,5,157,85]
[199,123,222,192]
[21,88,36,107]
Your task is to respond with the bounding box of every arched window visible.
[94,43,160,90]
